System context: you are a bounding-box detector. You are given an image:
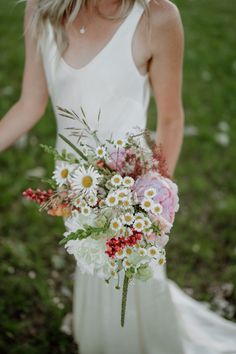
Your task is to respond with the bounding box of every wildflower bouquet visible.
[23,107,179,327]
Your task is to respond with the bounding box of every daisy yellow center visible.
[126,248,132,255]
[109,196,116,203]
[97,149,103,155]
[136,222,143,229]
[114,177,120,183]
[123,200,129,206]
[159,258,164,265]
[112,221,119,229]
[82,175,93,188]
[150,249,157,256]
[144,200,151,207]
[117,140,123,145]
[61,168,69,179]
[125,215,132,222]
[148,191,154,197]
[119,192,125,198]
[117,249,123,256]
[155,206,161,212]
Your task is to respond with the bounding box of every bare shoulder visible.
[148,0,182,29]
[146,0,184,55]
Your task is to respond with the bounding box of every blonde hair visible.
[22,0,150,55]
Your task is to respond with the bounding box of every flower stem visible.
[121,274,129,327]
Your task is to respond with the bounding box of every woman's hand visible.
[0,0,49,151]
[148,0,185,178]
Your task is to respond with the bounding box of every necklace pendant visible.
[79,26,86,34]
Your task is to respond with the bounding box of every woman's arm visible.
[0,0,49,151]
[148,1,185,177]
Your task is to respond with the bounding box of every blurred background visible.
[0,0,236,353]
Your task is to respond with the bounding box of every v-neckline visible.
[50,2,137,73]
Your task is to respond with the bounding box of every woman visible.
[1,0,236,353]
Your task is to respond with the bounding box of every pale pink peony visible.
[133,172,179,224]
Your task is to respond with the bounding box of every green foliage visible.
[0,0,236,353]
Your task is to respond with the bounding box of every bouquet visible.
[22,107,179,326]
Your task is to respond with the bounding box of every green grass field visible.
[0,0,236,353]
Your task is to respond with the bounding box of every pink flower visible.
[107,148,126,173]
[133,172,179,224]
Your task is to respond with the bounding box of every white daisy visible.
[138,248,147,257]
[124,227,133,237]
[123,258,131,270]
[87,194,98,207]
[133,218,145,232]
[71,165,100,196]
[143,217,152,229]
[144,188,156,199]
[116,248,125,259]
[115,138,125,148]
[110,218,122,232]
[121,196,132,209]
[125,247,133,257]
[123,176,134,187]
[147,246,159,258]
[152,203,163,215]
[141,198,154,212]
[134,212,145,220]
[52,162,74,187]
[111,174,123,187]
[122,212,134,225]
[81,205,91,216]
[106,193,118,207]
[117,188,129,200]
[95,146,106,158]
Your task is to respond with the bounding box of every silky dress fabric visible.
[40,1,236,353]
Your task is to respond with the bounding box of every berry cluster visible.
[106,229,142,258]
[22,188,53,205]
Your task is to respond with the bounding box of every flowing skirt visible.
[73,265,236,354]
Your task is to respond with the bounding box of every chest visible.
[61,5,151,76]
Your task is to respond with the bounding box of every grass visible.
[0,0,236,353]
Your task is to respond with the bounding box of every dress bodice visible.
[40,1,151,153]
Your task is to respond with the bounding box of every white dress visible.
[40,1,236,353]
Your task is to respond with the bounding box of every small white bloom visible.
[147,246,159,258]
[134,212,145,220]
[111,174,123,187]
[143,217,152,229]
[123,258,132,270]
[141,198,154,212]
[87,194,98,207]
[144,188,156,199]
[117,188,129,200]
[106,193,118,207]
[52,162,74,187]
[110,218,122,231]
[81,205,91,216]
[125,247,133,257]
[138,248,147,257]
[115,138,125,148]
[152,203,163,215]
[133,218,145,232]
[124,227,133,237]
[158,254,166,266]
[121,196,132,209]
[116,248,125,259]
[71,165,100,196]
[95,146,106,158]
[123,176,134,187]
[122,212,134,225]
